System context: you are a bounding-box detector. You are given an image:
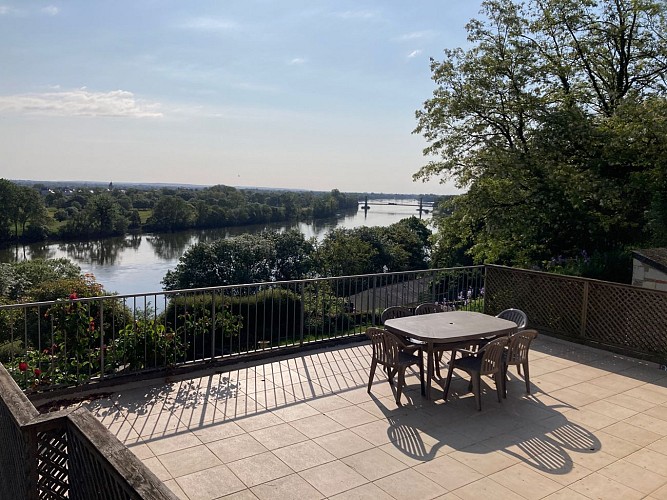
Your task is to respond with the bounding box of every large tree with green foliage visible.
[415,0,667,275]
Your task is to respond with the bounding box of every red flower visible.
[69,292,78,300]
[34,368,42,377]
[18,361,28,372]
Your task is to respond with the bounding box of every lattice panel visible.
[486,267,584,336]
[0,400,30,499]
[37,429,70,500]
[67,425,136,500]
[586,282,667,355]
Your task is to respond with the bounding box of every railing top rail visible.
[0,265,485,310]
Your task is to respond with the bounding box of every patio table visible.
[384,311,517,399]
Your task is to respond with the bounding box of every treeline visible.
[0,180,359,245]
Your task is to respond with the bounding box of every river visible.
[0,201,430,295]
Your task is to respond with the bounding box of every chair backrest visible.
[506,329,538,365]
[479,337,509,375]
[415,303,443,315]
[365,327,400,366]
[381,306,413,324]
[496,308,528,329]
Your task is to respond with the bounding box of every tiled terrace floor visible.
[83,336,667,500]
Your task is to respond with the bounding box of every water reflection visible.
[0,202,429,295]
[57,235,143,266]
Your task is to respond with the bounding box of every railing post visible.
[580,281,589,339]
[300,283,305,346]
[211,291,216,360]
[372,275,377,325]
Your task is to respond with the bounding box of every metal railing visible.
[0,363,178,500]
[0,266,485,392]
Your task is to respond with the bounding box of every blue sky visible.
[0,1,483,194]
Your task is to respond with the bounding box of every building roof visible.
[633,247,667,274]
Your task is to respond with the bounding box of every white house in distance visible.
[632,248,667,291]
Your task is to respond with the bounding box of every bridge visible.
[358,196,435,217]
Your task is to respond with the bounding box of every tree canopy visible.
[415,0,667,277]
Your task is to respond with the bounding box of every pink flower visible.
[69,292,78,300]
[34,368,42,377]
[18,361,28,372]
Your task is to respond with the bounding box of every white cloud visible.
[334,10,377,20]
[407,50,422,59]
[0,5,19,15]
[0,89,163,118]
[41,5,59,16]
[288,57,306,65]
[181,17,237,32]
[397,30,437,41]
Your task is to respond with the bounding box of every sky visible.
[0,1,484,195]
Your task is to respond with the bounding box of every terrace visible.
[3,265,667,499]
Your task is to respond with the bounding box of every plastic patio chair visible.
[503,329,538,396]
[443,336,509,411]
[365,327,425,404]
[414,303,444,315]
[495,308,528,330]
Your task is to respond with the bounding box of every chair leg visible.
[502,363,508,398]
[443,360,456,402]
[435,351,444,379]
[418,351,425,396]
[472,373,481,411]
[367,359,377,393]
[396,367,406,404]
[523,361,531,394]
[495,371,504,403]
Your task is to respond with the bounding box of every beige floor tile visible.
[143,456,172,481]
[601,421,663,447]
[249,422,308,450]
[305,394,353,413]
[594,430,643,458]
[648,482,667,499]
[191,420,246,443]
[374,468,446,500]
[234,411,284,432]
[327,406,377,428]
[623,385,667,405]
[299,460,367,497]
[207,434,268,463]
[270,402,321,422]
[314,429,375,458]
[176,464,246,500]
[582,399,639,420]
[341,448,407,481]
[648,436,667,455]
[599,459,667,495]
[625,447,667,476]
[570,471,644,500]
[625,412,667,436]
[542,487,591,499]
[414,455,484,490]
[218,490,260,499]
[162,479,188,499]
[227,451,295,488]
[289,413,346,438]
[490,463,564,500]
[273,440,336,472]
[251,473,324,500]
[452,476,522,500]
[146,431,203,456]
[329,482,395,499]
[349,419,395,446]
[158,444,222,478]
[605,391,658,412]
[126,442,155,460]
[449,443,520,475]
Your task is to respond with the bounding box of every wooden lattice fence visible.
[0,363,178,500]
[485,265,667,361]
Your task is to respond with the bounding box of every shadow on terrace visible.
[2,265,667,498]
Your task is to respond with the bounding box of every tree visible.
[162,230,316,290]
[415,0,667,270]
[148,195,195,231]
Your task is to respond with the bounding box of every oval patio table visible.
[384,311,518,399]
